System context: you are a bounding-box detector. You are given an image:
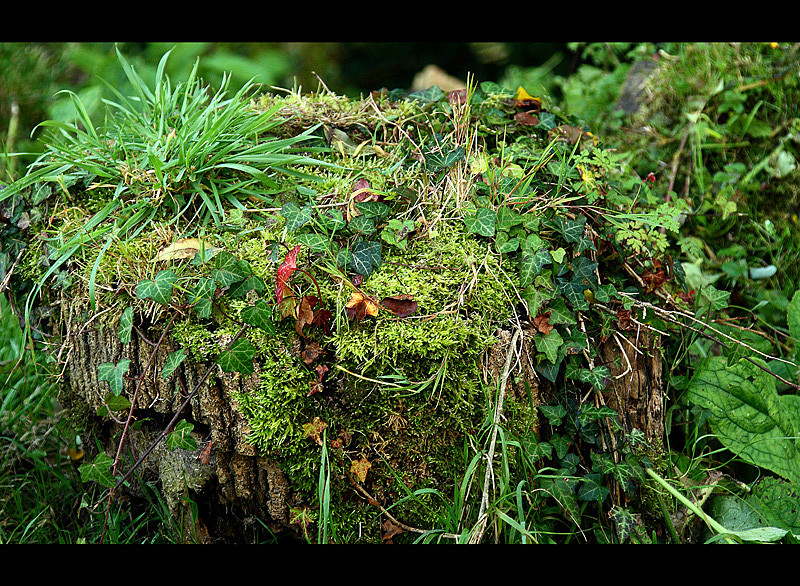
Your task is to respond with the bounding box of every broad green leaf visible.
[188,277,216,319]
[559,278,590,311]
[464,207,496,237]
[523,233,545,252]
[381,218,415,250]
[296,232,332,253]
[118,307,133,344]
[78,452,116,488]
[699,285,731,310]
[217,338,257,375]
[338,240,381,277]
[578,473,609,503]
[97,392,132,415]
[166,419,197,451]
[227,274,265,299]
[135,269,177,305]
[495,231,519,253]
[240,299,275,333]
[566,364,610,390]
[317,208,346,232]
[788,290,800,348]
[548,297,576,325]
[97,359,131,396]
[594,283,617,303]
[354,201,390,220]
[347,214,376,236]
[212,251,250,286]
[535,328,564,364]
[551,214,586,243]
[747,477,800,537]
[281,201,313,231]
[549,247,567,264]
[685,356,800,485]
[161,349,186,380]
[408,85,445,105]
[538,404,567,426]
[496,206,523,232]
[520,248,551,287]
[571,256,598,289]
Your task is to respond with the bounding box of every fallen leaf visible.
[640,260,667,293]
[276,245,301,305]
[352,178,378,203]
[350,456,371,483]
[296,295,316,337]
[532,310,554,335]
[514,86,542,110]
[514,111,539,126]
[381,519,406,543]
[302,340,325,364]
[155,238,216,261]
[302,417,328,446]
[197,441,213,465]
[345,291,379,321]
[380,294,418,318]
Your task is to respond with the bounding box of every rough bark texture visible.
[600,329,664,446]
[57,291,301,543]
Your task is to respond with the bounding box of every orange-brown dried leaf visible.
[197,441,213,465]
[302,340,324,364]
[296,295,315,337]
[345,291,379,321]
[617,309,633,331]
[532,310,553,335]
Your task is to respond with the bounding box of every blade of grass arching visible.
[495,509,537,543]
[115,45,155,106]
[55,89,99,142]
[192,180,222,227]
[317,429,331,544]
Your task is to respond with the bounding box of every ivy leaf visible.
[538,404,567,426]
[281,201,313,232]
[464,207,496,237]
[520,248,552,286]
[166,420,197,451]
[381,218,415,250]
[559,278,590,311]
[495,231,520,253]
[296,232,333,253]
[289,505,315,540]
[211,251,250,286]
[578,473,610,503]
[350,456,372,483]
[118,307,133,344]
[135,269,176,305]
[496,206,524,232]
[551,214,587,243]
[97,359,131,396]
[187,277,216,319]
[408,85,445,105]
[345,291,379,321]
[227,273,265,299]
[317,208,346,232]
[216,338,257,375]
[571,256,598,289]
[548,297,576,325]
[347,214,376,236]
[241,299,275,333]
[161,349,186,380]
[338,240,381,277]
[78,451,116,488]
[699,285,731,310]
[535,328,564,364]
[97,392,132,417]
[355,201,390,220]
[303,416,328,446]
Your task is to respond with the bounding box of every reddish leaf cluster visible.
[308,363,328,396]
[296,295,331,337]
[351,178,383,203]
[302,417,328,446]
[276,245,300,305]
[640,259,667,293]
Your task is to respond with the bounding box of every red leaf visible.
[350,456,371,482]
[448,88,468,105]
[381,518,406,543]
[276,245,301,305]
[302,417,328,445]
[514,111,540,126]
[380,294,418,318]
[352,178,378,202]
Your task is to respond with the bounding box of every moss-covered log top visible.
[4,52,688,542]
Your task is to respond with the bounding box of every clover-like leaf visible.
[464,207,496,237]
[118,306,133,344]
[166,419,197,451]
[216,338,257,375]
[135,269,176,305]
[97,359,131,396]
[161,349,186,380]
